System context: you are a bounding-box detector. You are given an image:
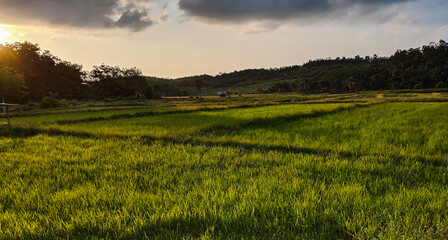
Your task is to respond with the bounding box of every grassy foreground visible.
[0,93,447,239]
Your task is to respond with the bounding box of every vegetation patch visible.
[1,94,447,239]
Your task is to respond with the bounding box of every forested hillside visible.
[1,40,447,103]
[173,40,448,94]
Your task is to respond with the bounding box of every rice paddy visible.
[0,93,447,239]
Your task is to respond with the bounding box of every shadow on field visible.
[26,210,352,239]
[1,102,445,169]
[197,103,369,134]
[49,100,371,125]
[0,102,362,139]
[141,136,447,168]
[52,103,274,125]
[2,102,446,169]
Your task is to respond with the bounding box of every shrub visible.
[267,82,292,93]
[435,81,447,89]
[40,93,61,109]
[20,102,40,111]
[257,88,267,94]
[69,99,80,106]
[413,83,423,89]
[59,99,69,108]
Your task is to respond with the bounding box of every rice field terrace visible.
[0,93,448,239]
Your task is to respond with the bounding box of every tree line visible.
[0,42,84,102]
[1,40,447,104]
[175,40,448,94]
[288,39,448,93]
[0,42,163,103]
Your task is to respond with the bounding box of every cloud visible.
[240,22,281,35]
[178,0,415,24]
[157,10,171,23]
[114,9,155,32]
[0,0,167,32]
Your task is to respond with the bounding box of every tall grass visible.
[206,102,448,157]
[0,99,447,239]
[31,103,357,138]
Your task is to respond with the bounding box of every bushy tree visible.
[195,79,205,96]
[0,42,83,101]
[0,67,27,102]
[88,64,148,99]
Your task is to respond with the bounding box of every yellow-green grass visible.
[205,102,448,157]
[5,91,447,126]
[2,106,180,125]
[1,94,342,125]
[0,99,447,239]
[36,103,358,138]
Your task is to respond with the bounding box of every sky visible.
[0,0,447,78]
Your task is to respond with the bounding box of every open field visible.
[1,93,448,239]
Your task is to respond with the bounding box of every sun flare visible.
[0,25,13,43]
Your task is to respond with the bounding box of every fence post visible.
[6,106,10,125]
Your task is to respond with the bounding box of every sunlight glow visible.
[0,25,13,43]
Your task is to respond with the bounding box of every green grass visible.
[2,106,180,125]
[206,102,448,156]
[0,94,447,239]
[2,94,340,125]
[44,103,356,138]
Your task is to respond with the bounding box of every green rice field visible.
[0,93,447,239]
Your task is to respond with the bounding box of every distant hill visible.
[147,40,448,96]
[146,66,306,96]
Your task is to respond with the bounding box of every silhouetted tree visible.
[0,42,83,101]
[195,79,205,96]
[88,64,147,98]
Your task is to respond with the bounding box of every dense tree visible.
[0,67,27,102]
[0,42,84,100]
[195,79,205,96]
[0,42,179,101]
[88,64,149,98]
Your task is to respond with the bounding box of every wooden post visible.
[1,103,15,126]
[6,106,10,125]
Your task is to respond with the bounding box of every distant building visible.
[217,91,228,97]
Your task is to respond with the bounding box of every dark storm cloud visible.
[114,9,154,31]
[178,0,414,23]
[0,0,165,31]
